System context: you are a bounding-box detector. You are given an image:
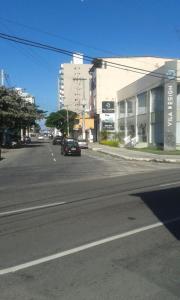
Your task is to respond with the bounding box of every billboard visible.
[164,78,177,150]
[102,101,114,113]
[101,113,115,130]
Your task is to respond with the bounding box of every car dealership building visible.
[117,60,180,150]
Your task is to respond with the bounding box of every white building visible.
[117,60,180,150]
[89,56,174,139]
[15,87,35,104]
[58,54,92,113]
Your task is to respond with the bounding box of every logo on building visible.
[166,69,176,80]
[102,101,114,113]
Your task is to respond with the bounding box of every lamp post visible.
[63,104,69,137]
[66,106,69,137]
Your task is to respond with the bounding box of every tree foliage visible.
[45,109,77,135]
[0,87,46,130]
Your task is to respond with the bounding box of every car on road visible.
[38,135,44,140]
[52,136,62,145]
[78,139,88,149]
[61,139,81,156]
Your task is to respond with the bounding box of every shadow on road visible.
[132,186,180,240]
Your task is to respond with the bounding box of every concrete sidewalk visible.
[89,143,180,163]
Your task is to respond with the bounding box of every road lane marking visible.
[51,153,54,156]
[159,181,180,187]
[0,216,179,275]
[53,158,56,162]
[0,202,66,217]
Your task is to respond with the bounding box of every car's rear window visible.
[67,141,79,147]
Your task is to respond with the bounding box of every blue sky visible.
[0,0,180,113]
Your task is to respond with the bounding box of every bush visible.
[100,140,119,147]
[100,130,109,140]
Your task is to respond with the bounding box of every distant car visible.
[61,139,81,156]
[38,135,44,140]
[78,139,88,149]
[52,136,62,145]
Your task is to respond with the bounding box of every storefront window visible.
[119,101,125,117]
[138,92,147,115]
[151,86,164,112]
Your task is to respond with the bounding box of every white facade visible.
[90,56,175,137]
[58,54,92,113]
[117,60,180,149]
[15,87,35,104]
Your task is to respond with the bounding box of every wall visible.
[63,63,92,113]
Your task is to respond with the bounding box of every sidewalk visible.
[0,147,26,166]
[89,143,180,163]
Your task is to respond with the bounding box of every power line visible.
[0,20,56,74]
[1,17,171,71]
[0,31,177,80]
[0,17,120,57]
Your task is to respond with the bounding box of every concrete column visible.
[135,96,138,139]
[125,100,128,138]
[115,99,119,133]
[164,79,177,150]
[147,90,151,145]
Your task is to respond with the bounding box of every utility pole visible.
[0,69,5,86]
[73,77,87,139]
[63,104,70,137]
[66,105,70,137]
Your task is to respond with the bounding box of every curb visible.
[90,148,180,164]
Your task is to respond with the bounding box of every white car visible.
[78,139,88,149]
[38,135,44,140]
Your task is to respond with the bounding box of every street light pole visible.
[0,69,5,86]
[66,105,70,137]
[82,79,86,140]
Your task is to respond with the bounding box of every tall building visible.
[58,54,92,114]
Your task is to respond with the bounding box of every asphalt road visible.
[0,140,180,299]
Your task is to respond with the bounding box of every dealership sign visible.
[101,113,115,130]
[102,101,114,113]
[164,77,177,151]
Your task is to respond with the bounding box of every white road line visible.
[53,158,56,162]
[0,216,179,275]
[51,153,54,156]
[159,181,180,187]
[0,202,66,217]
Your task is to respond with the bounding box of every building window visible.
[138,92,147,115]
[119,101,125,118]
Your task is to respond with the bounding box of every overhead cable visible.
[0,31,177,80]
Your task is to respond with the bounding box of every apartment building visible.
[58,54,92,114]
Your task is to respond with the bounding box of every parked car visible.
[78,139,88,149]
[52,136,62,145]
[61,139,81,156]
[24,136,31,144]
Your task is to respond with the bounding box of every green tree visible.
[0,87,46,143]
[0,87,46,128]
[45,109,77,136]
